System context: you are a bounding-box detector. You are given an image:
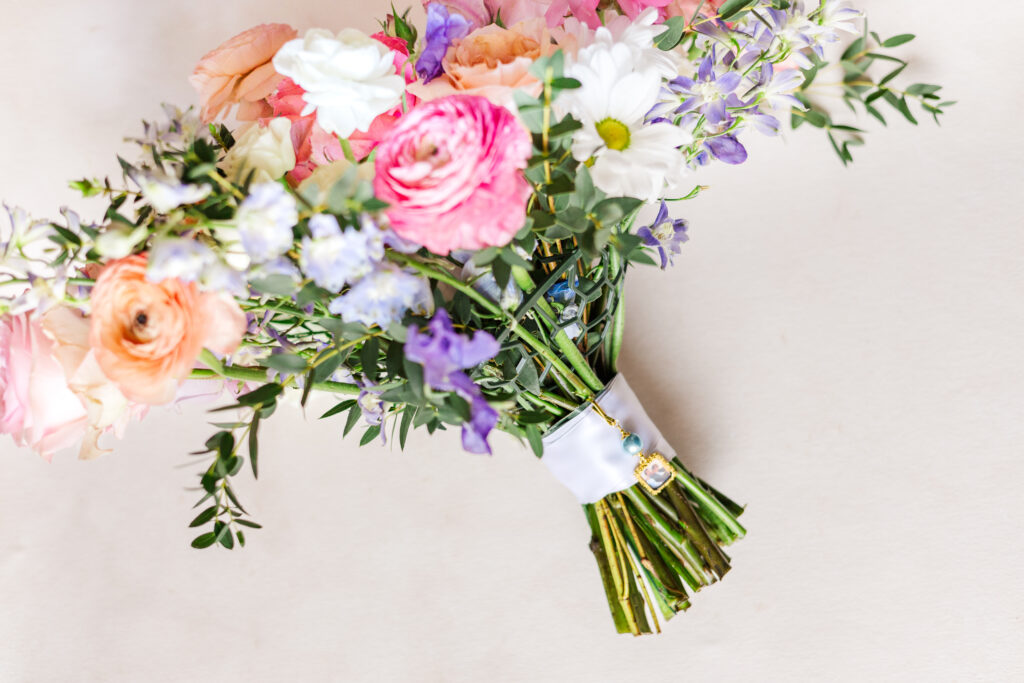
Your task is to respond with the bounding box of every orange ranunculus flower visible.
[189,23,298,123]
[88,255,247,405]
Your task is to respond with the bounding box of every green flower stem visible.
[510,265,604,394]
[584,504,632,634]
[192,351,360,395]
[673,463,747,543]
[622,486,711,588]
[391,253,595,400]
[663,484,731,579]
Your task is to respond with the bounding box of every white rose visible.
[220,118,296,184]
[272,28,405,138]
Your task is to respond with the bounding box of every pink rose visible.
[373,95,532,255]
[189,23,298,123]
[0,311,88,461]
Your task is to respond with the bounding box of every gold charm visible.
[634,451,673,495]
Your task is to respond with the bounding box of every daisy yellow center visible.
[595,118,631,151]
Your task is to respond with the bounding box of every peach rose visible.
[407,19,552,110]
[189,23,298,123]
[89,255,247,405]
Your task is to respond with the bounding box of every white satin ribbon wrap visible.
[541,374,676,504]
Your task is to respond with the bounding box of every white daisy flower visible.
[559,43,691,202]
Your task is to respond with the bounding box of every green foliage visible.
[794,25,952,164]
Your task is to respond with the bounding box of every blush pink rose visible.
[0,312,88,461]
[89,255,247,405]
[373,95,532,255]
[190,23,298,123]
[41,305,147,460]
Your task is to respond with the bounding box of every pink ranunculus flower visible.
[373,95,532,255]
[189,23,298,123]
[0,311,88,461]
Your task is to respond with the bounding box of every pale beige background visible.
[1,1,1022,681]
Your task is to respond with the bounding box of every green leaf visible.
[263,353,308,375]
[905,83,942,97]
[235,519,263,529]
[191,532,217,549]
[249,412,260,478]
[525,424,544,458]
[189,506,217,528]
[717,0,757,20]
[654,16,687,50]
[878,64,907,86]
[237,383,283,407]
[343,405,362,437]
[592,197,643,225]
[359,425,381,446]
[881,34,915,48]
[216,523,234,549]
[320,399,357,420]
[399,406,416,450]
[360,336,381,383]
[249,275,299,297]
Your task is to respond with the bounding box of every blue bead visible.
[622,433,644,455]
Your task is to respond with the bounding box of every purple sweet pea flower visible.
[416,4,471,83]
[705,135,748,164]
[665,52,747,120]
[636,202,689,269]
[405,309,499,390]
[404,309,500,454]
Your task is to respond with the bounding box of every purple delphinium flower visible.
[636,202,689,269]
[415,4,470,83]
[328,265,431,329]
[404,309,500,454]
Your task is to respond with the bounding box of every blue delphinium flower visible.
[147,237,215,283]
[404,309,500,454]
[415,4,470,83]
[636,202,689,269]
[300,214,384,292]
[328,265,430,329]
[234,182,298,263]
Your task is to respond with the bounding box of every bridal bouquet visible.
[1,0,947,635]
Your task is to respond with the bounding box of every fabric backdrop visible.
[1,1,1021,681]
